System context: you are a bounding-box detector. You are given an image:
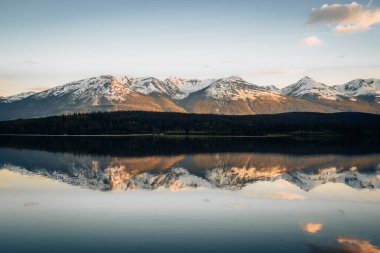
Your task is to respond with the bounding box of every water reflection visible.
[300,223,323,234]
[0,136,379,192]
[336,236,380,253]
[309,236,380,253]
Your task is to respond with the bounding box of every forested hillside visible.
[0,111,380,136]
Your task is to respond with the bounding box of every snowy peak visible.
[221,75,245,82]
[204,76,284,101]
[2,74,380,121]
[129,76,178,97]
[0,91,36,103]
[32,75,182,102]
[334,79,380,97]
[264,85,281,93]
[282,76,345,100]
[166,76,187,85]
[164,76,215,100]
[34,75,133,102]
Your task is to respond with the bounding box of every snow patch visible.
[334,79,380,97]
[1,91,36,103]
[205,76,285,101]
[34,76,133,102]
[282,76,345,100]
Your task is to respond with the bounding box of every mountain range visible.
[1,75,380,120]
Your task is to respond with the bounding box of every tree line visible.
[0,111,379,136]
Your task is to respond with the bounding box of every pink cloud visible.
[308,2,380,34]
[301,36,322,47]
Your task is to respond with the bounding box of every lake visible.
[0,136,379,253]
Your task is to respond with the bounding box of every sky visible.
[0,0,380,96]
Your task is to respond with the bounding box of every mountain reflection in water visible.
[0,136,379,192]
[1,136,380,253]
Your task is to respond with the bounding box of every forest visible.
[0,111,380,136]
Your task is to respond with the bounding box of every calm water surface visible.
[0,136,379,253]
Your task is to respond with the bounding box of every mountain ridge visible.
[1,75,380,120]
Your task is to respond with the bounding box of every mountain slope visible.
[282,76,380,113]
[334,79,380,101]
[0,76,186,120]
[1,74,380,120]
[282,76,345,100]
[164,76,216,99]
[180,76,335,114]
[122,76,182,99]
[0,91,36,103]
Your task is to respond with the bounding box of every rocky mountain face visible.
[0,76,186,120]
[334,79,380,100]
[179,76,333,114]
[282,76,346,100]
[0,91,36,103]
[0,75,379,120]
[282,76,380,113]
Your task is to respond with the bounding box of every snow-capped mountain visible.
[179,76,335,114]
[164,76,215,100]
[126,76,181,98]
[334,79,380,98]
[0,91,36,103]
[34,75,133,102]
[282,76,346,101]
[0,74,380,120]
[112,75,215,100]
[281,76,380,113]
[202,76,282,101]
[0,75,186,120]
[264,85,281,92]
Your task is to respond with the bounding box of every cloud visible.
[24,59,40,64]
[300,223,324,233]
[308,2,380,34]
[301,36,322,47]
[254,68,305,76]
